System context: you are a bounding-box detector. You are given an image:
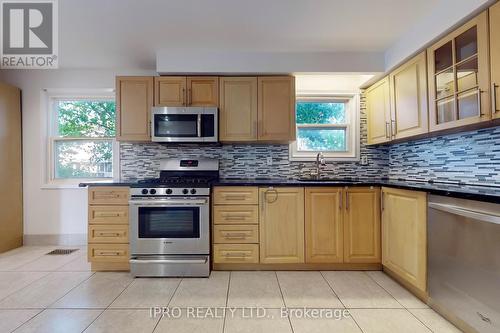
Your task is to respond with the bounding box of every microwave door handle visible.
[197,114,202,137]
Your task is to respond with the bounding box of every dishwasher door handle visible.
[429,202,500,225]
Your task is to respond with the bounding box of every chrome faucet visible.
[314,152,326,180]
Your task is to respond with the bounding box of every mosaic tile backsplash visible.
[120,98,390,181]
[388,125,500,185]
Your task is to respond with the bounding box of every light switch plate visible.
[267,157,273,166]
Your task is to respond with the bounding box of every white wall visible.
[0,69,154,244]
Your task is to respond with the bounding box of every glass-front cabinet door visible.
[427,11,490,131]
[490,1,500,119]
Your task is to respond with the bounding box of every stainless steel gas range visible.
[129,158,219,277]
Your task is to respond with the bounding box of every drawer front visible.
[213,225,259,243]
[89,187,129,205]
[213,205,259,224]
[89,206,129,224]
[88,225,129,244]
[213,187,258,205]
[213,244,259,263]
[88,244,129,263]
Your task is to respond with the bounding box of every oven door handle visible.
[130,258,208,264]
[129,199,208,206]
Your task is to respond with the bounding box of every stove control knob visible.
[141,189,148,195]
[190,189,197,194]
[182,189,189,195]
[149,189,157,195]
[166,189,173,195]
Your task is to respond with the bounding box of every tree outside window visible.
[51,99,116,180]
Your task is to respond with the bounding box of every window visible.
[47,91,116,184]
[290,95,359,161]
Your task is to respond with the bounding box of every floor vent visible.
[46,249,79,255]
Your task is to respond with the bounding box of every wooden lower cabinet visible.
[305,188,343,263]
[259,187,304,264]
[213,244,259,264]
[343,187,381,263]
[87,186,130,271]
[382,187,427,294]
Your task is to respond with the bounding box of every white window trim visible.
[42,89,118,189]
[289,93,360,162]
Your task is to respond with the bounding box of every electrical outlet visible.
[267,157,273,166]
[360,155,368,165]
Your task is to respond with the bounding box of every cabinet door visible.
[116,77,153,141]
[344,187,381,263]
[154,76,186,106]
[219,77,258,141]
[390,52,429,139]
[366,77,391,144]
[382,187,427,293]
[257,76,296,141]
[187,76,219,106]
[259,187,304,264]
[427,11,490,131]
[305,188,343,263]
[491,2,500,119]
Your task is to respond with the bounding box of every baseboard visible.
[23,233,87,246]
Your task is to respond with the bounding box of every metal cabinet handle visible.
[98,251,121,256]
[224,252,248,258]
[478,89,484,116]
[492,83,499,113]
[381,191,384,211]
[385,122,390,139]
[345,191,349,210]
[391,120,397,138]
[182,88,186,106]
[223,233,248,239]
[97,232,121,237]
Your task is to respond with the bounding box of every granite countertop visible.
[80,178,500,204]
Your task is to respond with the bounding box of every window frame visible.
[44,89,118,187]
[289,93,360,162]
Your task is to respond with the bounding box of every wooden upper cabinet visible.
[219,77,258,141]
[305,188,343,264]
[427,11,490,131]
[382,187,427,293]
[187,76,219,107]
[259,187,304,264]
[389,52,429,139]
[257,76,296,141]
[343,187,381,263]
[366,77,391,145]
[154,76,186,106]
[116,77,153,141]
[490,2,500,119]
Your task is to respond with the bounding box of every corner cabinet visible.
[427,11,490,131]
[219,77,258,141]
[257,76,296,142]
[259,187,304,264]
[389,52,429,139]
[116,77,153,141]
[490,2,500,119]
[382,187,427,295]
[366,77,391,144]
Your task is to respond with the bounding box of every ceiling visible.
[58,0,439,70]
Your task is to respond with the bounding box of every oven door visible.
[129,197,210,255]
[151,107,217,142]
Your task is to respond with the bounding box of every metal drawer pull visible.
[223,215,247,220]
[223,195,247,200]
[223,233,248,239]
[130,258,207,264]
[97,212,122,217]
[385,122,390,138]
[97,232,122,237]
[97,251,122,256]
[224,252,248,258]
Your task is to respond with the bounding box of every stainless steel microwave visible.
[151,107,218,143]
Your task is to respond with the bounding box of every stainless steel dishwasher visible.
[428,195,500,333]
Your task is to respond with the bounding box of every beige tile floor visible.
[0,246,462,333]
